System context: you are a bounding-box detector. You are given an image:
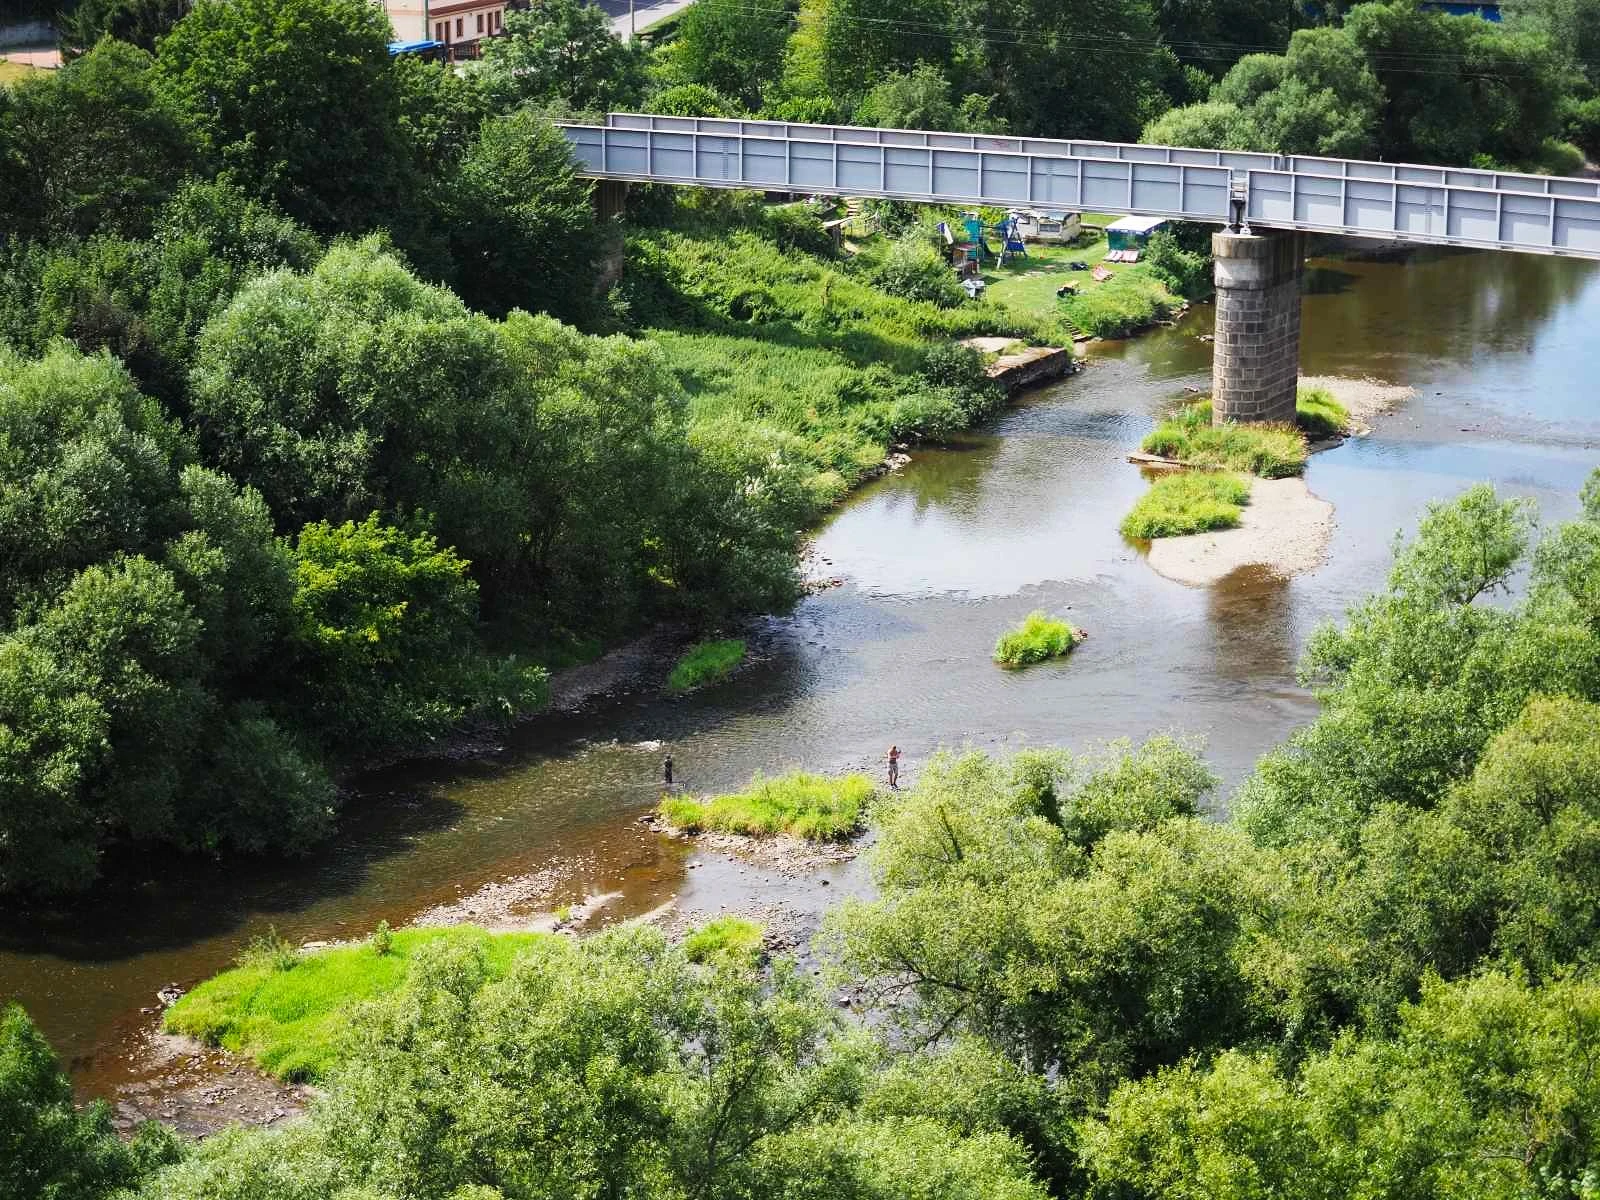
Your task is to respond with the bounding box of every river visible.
[3,245,1599,1115]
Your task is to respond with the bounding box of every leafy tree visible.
[155,0,413,234]
[446,108,599,323]
[672,0,792,110]
[59,0,193,56]
[283,515,530,750]
[854,64,1006,133]
[0,1003,174,1199]
[479,0,648,114]
[648,81,742,117]
[1152,0,1300,78]
[3,38,192,240]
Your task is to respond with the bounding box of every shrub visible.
[235,927,299,974]
[1143,230,1212,300]
[762,204,836,257]
[1142,402,1307,478]
[371,920,393,956]
[668,638,746,692]
[993,612,1084,668]
[658,771,875,840]
[683,917,764,965]
[873,232,965,308]
[1059,270,1175,338]
[1120,472,1252,539]
[1295,387,1350,438]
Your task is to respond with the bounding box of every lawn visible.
[164,925,548,1081]
[659,771,875,840]
[994,611,1084,668]
[980,227,1178,337]
[0,60,43,86]
[1121,472,1252,539]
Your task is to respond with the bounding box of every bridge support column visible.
[594,178,629,220]
[1211,230,1304,425]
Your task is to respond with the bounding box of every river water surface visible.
[4,247,1599,1110]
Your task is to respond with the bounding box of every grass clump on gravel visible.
[667,638,746,692]
[1121,472,1252,539]
[1142,402,1307,478]
[1295,387,1351,438]
[683,917,764,965]
[993,612,1085,667]
[659,771,874,840]
[164,925,546,1081]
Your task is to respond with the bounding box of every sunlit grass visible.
[164,925,546,1081]
[659,771,874,840]
[1142,402,1307,478]
[667,638,746,692]
[683,917,763,965]
[1121,472,1252,539]
[1295,387,1351,438]
[993,611,1084,668]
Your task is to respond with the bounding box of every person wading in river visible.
[663,755,674,789]
[887,746,900,790]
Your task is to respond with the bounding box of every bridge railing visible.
[558,114,1600,258]
[1246,169,1600,256]
[557,121,1235,222]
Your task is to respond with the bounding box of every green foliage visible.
[143,927,1046,1200]
[872,231,965,309]
[1141,401,1308,477]
[1058,268,1177,338]
[1,1003,166,1200]
[1237,480,1600,850]
[648,81,741,117]
[156,0,412,235]
[1120,472,1251,539]
[371,920,393,957]
[667,637,746,691]
[671,0,790,110]
[59,0,192,55]
[1145,3,1571,167]
[683,916,764,965]
[1294,386,1350,438]
[854,64,1006,133]
[166,925,550,1081]
[1141,229,1211,300]
[659,770,875,839]
[480,0,648,113]
[993,611,1083,667]
[3,38,192,241]
[445,108,598,323]
[1083,971,1600,1200]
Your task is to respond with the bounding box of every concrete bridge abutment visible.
[1211,229,1304,425]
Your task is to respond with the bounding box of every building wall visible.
[380,0,505,49]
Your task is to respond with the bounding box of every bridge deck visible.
[557,114,1600,260]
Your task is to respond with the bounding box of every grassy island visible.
[658,771,874,840]
[1121,473,1252,539]
[164,925,546,1082]
[667,638,747,692]
[993,612,1085,667]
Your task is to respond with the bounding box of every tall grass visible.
[165,925,547,1081]
[658,771,875,840]
[993,612,1084,668]
[1059,270,1178,338]
[1121,472,1252,539]
[667,638,746,692]
[1142,402,1307,478]
[1295,387,1350,438]
[682,917,764,965]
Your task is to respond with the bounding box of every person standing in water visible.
[887,746,900,789]
[663,755,674,789]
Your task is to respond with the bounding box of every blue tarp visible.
[388,39,444,55]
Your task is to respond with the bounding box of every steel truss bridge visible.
[558,113,1600,259]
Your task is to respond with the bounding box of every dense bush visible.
[873,231,966,308]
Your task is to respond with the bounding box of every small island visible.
[993,611,1086,668]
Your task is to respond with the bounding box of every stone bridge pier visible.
[1210,230,1305,424]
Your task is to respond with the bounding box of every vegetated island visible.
[658,771,875,841]
[1124,388,1351,586]
[667,637,746,692]
[994,611,1086,667]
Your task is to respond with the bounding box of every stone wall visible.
[1211,230,1304,424]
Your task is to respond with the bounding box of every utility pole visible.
[629,0,636,39]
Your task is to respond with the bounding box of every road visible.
[591,0,699,38]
